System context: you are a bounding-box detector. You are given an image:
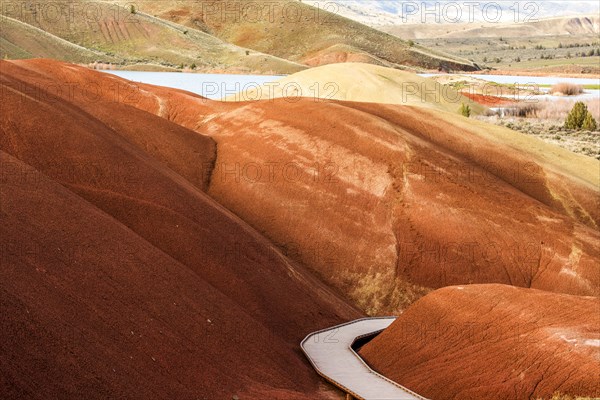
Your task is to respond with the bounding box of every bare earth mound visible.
[360,284,600,400]
[5,59,598,316]
[226,62,487,115]
[0,60,360,399]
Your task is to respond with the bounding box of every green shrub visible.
[459,103,471,118]
[565,102,589,129]
[582,112,598,131]
[130,5,136,14]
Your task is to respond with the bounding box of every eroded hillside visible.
[8,60,598,316]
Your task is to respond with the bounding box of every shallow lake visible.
[104,70,599,102]
[103,70,282,99]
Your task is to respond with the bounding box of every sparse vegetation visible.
[582,112,598,131]
[459,103,471,118]
[477,98,599,158]
[565,102,594,130]
[537,99,599,121]
[483,117,600,159]
[130,5,136,14]
[504,102,542,118]
[411,34,600,74]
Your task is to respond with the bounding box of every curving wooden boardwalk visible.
[301,317,428,400]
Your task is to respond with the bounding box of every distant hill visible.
[0,16,106,62]
[0,0,479,72]
[126,0,478,71]
[315,1,600,26]
[0,0,306,73]
[0,0,481,72]
[383,15,600,39]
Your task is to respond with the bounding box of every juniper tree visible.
[565,102,589,129]
[582,112,598,131]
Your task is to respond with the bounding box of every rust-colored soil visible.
[0,60,360,399]
[360,284,600,400]
[461,92,517,106]
[6,59,598,317]
[2,59,599,399]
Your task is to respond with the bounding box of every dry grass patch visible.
[551,82,584,96]
[503,99,600,121]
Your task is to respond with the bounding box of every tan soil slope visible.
[0,62,361,399]
[360,284,600,400]
[124,0,479,71]
[7,60,599,317]
[0,15,104,62]
[225,62,487,115]
[0,0,304,73]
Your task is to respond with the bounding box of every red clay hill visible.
[2,58,599,399]
[4,59,599,317]
[360,284,600,400]
[0,60,362,399]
